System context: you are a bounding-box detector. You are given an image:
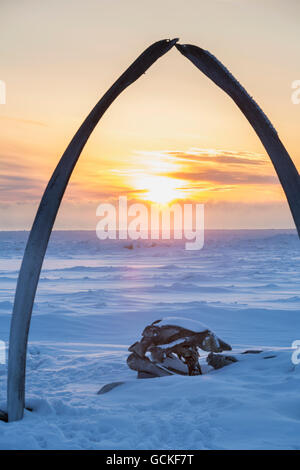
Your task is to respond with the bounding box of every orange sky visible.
[1,0,300,229]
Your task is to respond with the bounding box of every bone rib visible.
[7,38,178,422]
[176,44,300,237]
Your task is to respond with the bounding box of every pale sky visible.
[1,0,300,229]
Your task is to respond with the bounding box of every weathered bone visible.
[127,318,232,377]
[7,38,178,422]
[176,44,300,237]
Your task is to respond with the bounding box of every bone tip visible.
[175,43,187,52]
[167,38,179,46]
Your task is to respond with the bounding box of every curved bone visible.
[7,38,178,422]
[176,44,300,237]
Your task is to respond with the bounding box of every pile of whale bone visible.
[127,317,237,378]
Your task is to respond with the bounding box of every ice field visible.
[0,229,300,449]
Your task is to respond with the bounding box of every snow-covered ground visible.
[0,229,299,449]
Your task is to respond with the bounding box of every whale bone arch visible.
[176,43,300,236]
[7,38,178,422]
[7,39,300,422]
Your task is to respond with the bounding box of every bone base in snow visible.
[207,352,238,369]
[97,382,126,395]
[127,318,233,378]
[0,409,8,422]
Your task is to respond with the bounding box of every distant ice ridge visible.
[0,229,297,259]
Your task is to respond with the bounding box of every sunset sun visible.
[135,175,185,204]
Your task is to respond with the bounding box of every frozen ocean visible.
[0,229,300,449]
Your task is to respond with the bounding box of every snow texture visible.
[0,229,299,449]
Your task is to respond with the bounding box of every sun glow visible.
[135,175,185,204]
